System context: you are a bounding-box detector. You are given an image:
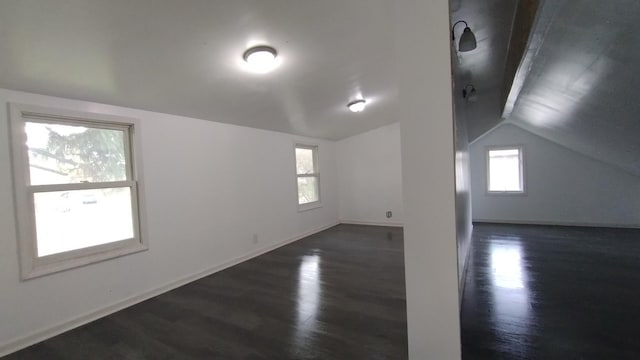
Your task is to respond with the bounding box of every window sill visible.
[23,241,148,280]
[486,191,527,196]
[298,201,322,212]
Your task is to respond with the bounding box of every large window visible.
[9,104,146,279]
[295,144,320,209]
[487,146,525,194]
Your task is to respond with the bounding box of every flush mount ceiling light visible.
[243,45,278,73]
[347,99,367,113]
[452,20,477,52]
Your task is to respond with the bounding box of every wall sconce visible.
[452,20,477,52]
[462,84,478,102]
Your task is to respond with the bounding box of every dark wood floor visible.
[6,223,640,359]
[462,223,640,360]
[5,224,407,360]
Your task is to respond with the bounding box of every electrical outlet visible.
[252,234,259,244]
[386,211,392,218]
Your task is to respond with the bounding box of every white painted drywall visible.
[334,112,473,295]
[336,122,403,226]
[0,88,339,354]
[452,73,473,293]
[471,123,640,227]
[396,0,462,358]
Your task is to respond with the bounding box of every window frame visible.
[485,145,526,195]
[294,143,322,211]
[9,103,148,280]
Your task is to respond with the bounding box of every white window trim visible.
[485,145,527,195]
[294,143,322,211]
[9,103,148,280]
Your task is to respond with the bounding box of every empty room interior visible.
[1,0,639,359]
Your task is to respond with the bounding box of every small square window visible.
[295,144,320,209]
[487,147,525,193]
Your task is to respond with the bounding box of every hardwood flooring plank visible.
[4,224,407,360]
[8,222,639,359]
[462,223,640,360]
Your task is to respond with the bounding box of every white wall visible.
[333,107,472,296]
[0,88,339,355]
[336,122,403,226]
[396,0,462,358]
[471,123,640,227]
[452,75,473,292]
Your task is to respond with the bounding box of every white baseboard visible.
[458,239,473,306]
[0,221,339,358]
[339,219,404,227]
[473,218,640,229]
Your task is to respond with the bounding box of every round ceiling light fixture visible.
[243,45,278,73]
[347,99,367,113]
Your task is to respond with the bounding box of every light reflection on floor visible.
[490,237,526,290]
[489,236,531,340]
[293,254,321,351]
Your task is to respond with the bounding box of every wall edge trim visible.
[473,219,640,229]
[0,221,339,357]
[458,225,474,306]
[339,219,404,227]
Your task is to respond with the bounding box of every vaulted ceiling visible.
[456,0,640,176]
[0,0,397,140]
[450,0,517,141]
[2,0,639,175]
[509,0,640,176]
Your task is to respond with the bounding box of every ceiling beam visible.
[500,0,542,119]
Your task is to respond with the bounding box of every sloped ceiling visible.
[451,0,517,141]
[3,0,638,172]
[509,0,640,176]
[461,0,640,176]
[0,0,397,140]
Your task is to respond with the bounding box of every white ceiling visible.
[456,0,640,177]
[451,0,517,141]
[5,0,637,174]
[0,0,398,140]
[509,0,640,176]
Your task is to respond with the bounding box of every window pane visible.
[34,187,135,257]
[298,177,319,204]
[489,149,522,192]
[26,122,127,185]
[296,147,315,175]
